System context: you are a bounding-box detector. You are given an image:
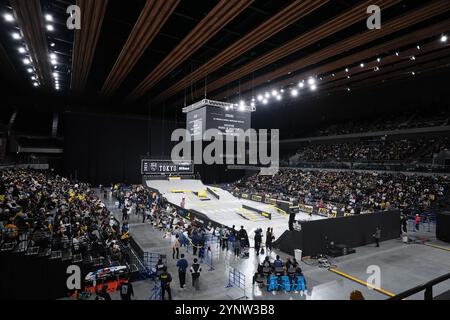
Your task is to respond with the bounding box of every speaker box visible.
[436,212,450,243]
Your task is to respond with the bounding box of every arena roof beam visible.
[249,19,450,97]
[127,0,255,101]
[214,0,450,100]
[100,0,180,97]
[150,0,329,104]
[71,0,108,92]
[323,46,450,93]
[199,0,401,101]
[10,0,53,87]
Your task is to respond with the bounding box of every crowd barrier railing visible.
[225,266,248,300]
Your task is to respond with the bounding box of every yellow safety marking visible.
[270,205,288,216]
[237,208,258,221]
[424,242,450,252]
[329,268,396,297]
[169,189,187,193]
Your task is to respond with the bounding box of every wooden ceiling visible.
[1,0,449,113]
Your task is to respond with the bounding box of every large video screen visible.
[141,159,194,175]
[186,106,251,140]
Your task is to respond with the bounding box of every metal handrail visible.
[388,272,450,300]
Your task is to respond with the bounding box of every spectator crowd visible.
[0,169,128,264]
[290,138,450,164]
[227,169,449,215]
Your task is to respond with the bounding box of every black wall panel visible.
[436,212,450,243]
[274,211,400,256]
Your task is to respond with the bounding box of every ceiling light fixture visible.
[4,13,14,22]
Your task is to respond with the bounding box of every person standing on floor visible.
[266,228,273,251]
[121,206,128,221]
[190,258,202,290]
[373,226,381,247]
[119,278,134,300]
[173,234,180,259]
[234,234,241,257]
[159,266,173,300]
[415,214,421,231]
[176,254,188,289]
[254,228,262,255]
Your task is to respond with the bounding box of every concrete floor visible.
[104,193,450,301]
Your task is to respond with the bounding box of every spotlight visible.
[347,88,351,92]
[395,52,399,56]
[251,97,255,102]
[264,92,270,99]
[441,34,448,43]
[280,89,284,93]
[4,13,14,22]
[331,74,335,77]
[45,14,53,22]
[377,58,381,63]
[291,89,298,97]
[374,66,380,72]
[262,99,268,105]
[239,104,245,111]
[298,81,305,88]
[27,68,33,73]
[347,76,351,79]
[50,53,57,59]
[345,68,349,73]
[32,82,39,87]
[308,78,315,85]
[412,71,415,76]
[257,95,263,101]
[276,95,282,101]
[239,100,245,107]
[31,76,36,80]
[360,63,365,68]
[46,25,54,31]
[12,32,21,40]
[50,42,55,47]
[225,106,229,111]
[410,56,416,61]
[310,84,317,91]
[18,47,26,54]
[250,102,255,107]
[23,58,30,65]
[271,90,278,97]
[51,59,57,65]
[417,45,421,50]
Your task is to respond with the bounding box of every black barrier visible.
[436,212,450,243]
[171,203,225,230]
[274,211,400,257]
[242,204,272,220]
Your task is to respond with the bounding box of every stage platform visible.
[145,179,325,240]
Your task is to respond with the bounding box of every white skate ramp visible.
[145,179,324,240]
